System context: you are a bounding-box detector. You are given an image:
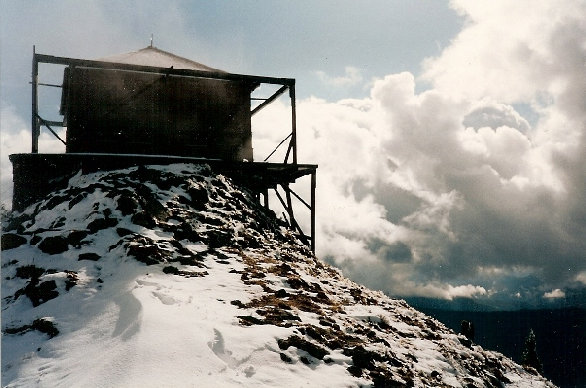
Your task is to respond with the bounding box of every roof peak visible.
[98,46,223,72]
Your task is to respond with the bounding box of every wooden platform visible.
[10,153,317,251]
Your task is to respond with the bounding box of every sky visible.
[1,0,585,310]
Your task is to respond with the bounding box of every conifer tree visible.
[521,328,543,374]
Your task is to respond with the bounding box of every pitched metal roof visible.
[98,46,223,72]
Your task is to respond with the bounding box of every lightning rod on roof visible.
[150,34,154,47]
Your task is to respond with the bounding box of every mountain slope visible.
[1,163,556,387]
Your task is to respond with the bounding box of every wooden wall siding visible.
[63,67,255,161]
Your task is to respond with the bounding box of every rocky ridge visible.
[1,163,555,387]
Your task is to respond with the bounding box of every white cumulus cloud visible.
[316,66,363,88]
[253,1,586,306]
[544,289,565,299]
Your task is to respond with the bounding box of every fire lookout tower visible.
[10,45,317,251]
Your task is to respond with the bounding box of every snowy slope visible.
[1,163,556,387]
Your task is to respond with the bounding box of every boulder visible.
[1,233,27,250]
[38,236,69,255]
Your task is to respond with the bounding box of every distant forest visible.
[419,308,585,388]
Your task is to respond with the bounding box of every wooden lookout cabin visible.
[61,46,255,161]
[10,45,317,251]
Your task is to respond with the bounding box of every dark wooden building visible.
[61,46,255,161]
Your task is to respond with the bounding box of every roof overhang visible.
[34,53,295,87]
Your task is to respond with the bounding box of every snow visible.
[1,163,557,387]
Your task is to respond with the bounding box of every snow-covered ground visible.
[1,163,556,387]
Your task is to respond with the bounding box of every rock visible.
[173,222,200,242]
[131,211,157,228]
[231,300,245,308]
[344,346,385,371]
[67,230,89,246]
[186,185,209,209]
[238,315,265,326]
[162,265,180,275]
[15,279,59,307]
[458,336,472,348]
[135,186,169,221]
[127,243,166,265]
[371,372,405,388]
[68,192,87,209]
[300,356,311,365]
[1,233,27,250]
[40,194,67,211]
[4,318,59,338]
[162,265,207,277]
[15,265,45,279]
[87,217,117,233]
[31,318,59,338]
[4,213,33,234]
[275,289,289,298]
[38,236,69,255]
[52,217,66,228]
[277,335,329,360]
[116,227,133,237]
[78,253,100,261]
[206,230,234,248]
[200,214,225,226]
[286,276,310,290]
[65,271,78,291]
[116,195,138,215]
[260,308,302,324]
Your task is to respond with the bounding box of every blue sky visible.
[2,0,585,310]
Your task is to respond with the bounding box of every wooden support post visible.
[290,83,297,164]
[31,47,39,153]
[263,188,269,209]
[288,187,311,209]
[284,140,293,164]
[284,184,295,225]
[274,187,291,226]
[282,183,310,246]
[311,172,316,253]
